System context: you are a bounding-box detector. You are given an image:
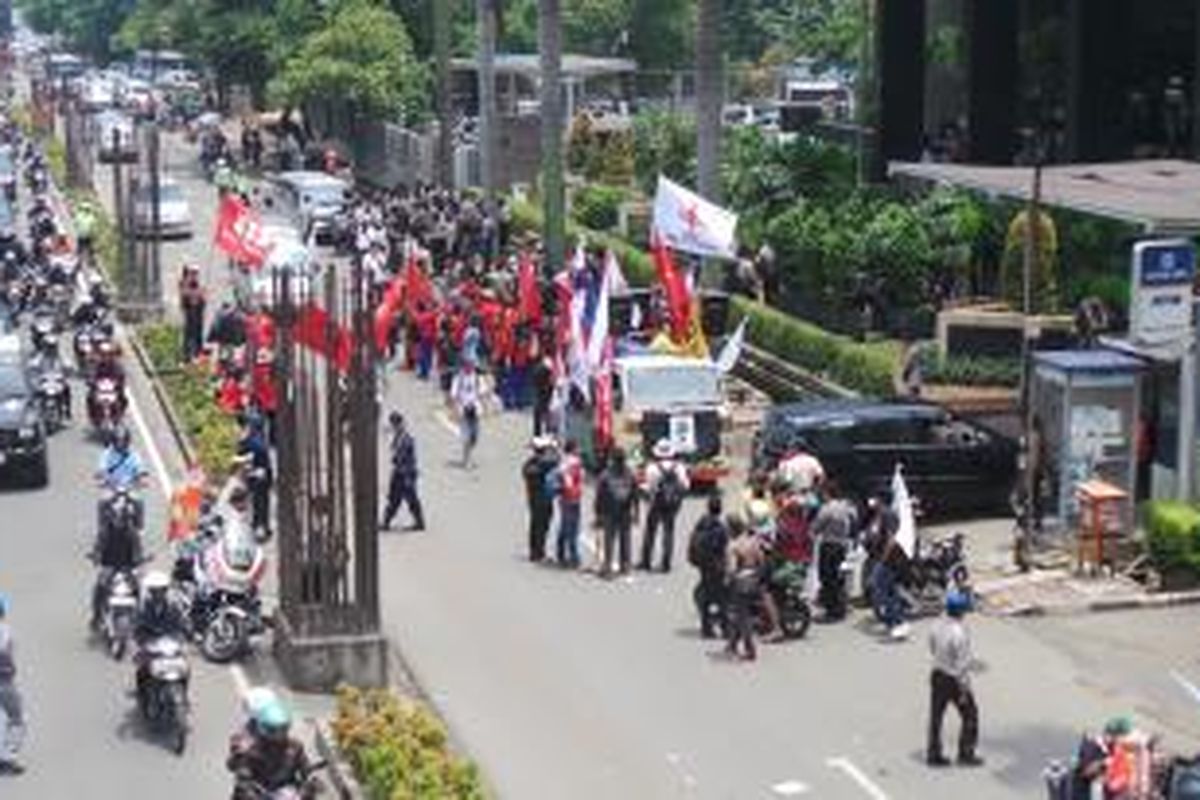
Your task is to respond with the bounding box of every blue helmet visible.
[254,698,292,737]
[945,590,971,617]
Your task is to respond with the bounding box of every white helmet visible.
[143,571,170,593]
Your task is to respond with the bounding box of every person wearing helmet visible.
[0,595,25,775]
[926,589,981,768]
[133,571,188,703]
[230,697,315,798]
[97,426,145,491]
[227,686,279,778]
[381,411,425,532]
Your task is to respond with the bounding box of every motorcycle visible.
[175,519,267,663]
[88,376,125,441]
[94,568,139,660]
[33,361,69,431]
[234,761,327,799]
[752,560,813,640]
[30,310,59,357]
[136,635,190,755]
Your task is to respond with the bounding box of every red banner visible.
[652,237,692,341]
[518,251,542,326]
[294,304,353,373]
[594,338,615,449]
[214,195,269,268]
[404,256,435,315]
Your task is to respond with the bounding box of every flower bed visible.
[330,686,486,800]
[139,323,239,481]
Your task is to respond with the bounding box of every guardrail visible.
[733,343,858,402]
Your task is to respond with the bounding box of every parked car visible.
[95,110,137,163]
[0,360,49,487]
[268,171,349,246]
[752,400,1018,517]
[133,177,193,238]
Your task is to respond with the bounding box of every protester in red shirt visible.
[555,439,585,568]
[216,368,248,415]
[414,302,439,381]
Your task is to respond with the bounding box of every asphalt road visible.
[80,97,1200,799]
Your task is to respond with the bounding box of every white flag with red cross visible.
[652,175,739,260]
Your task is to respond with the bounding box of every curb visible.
[311,719,363,799]
[125,331,199,468]
[987,587,1200,618]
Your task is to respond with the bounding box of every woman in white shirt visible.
[451,363,482,468]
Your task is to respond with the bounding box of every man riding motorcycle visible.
[96,427,146,533]
[90,480,145,629]
[229,697,317,799]
[133,571,189,703]
[88,340,128,425]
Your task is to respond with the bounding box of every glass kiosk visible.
[1031,349,1144,534]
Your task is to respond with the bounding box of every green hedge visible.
[140,323,240,482]
[1144,500,1200,574]
[571,184,625,231]
[510,197,655,286]
[918,345,1021,388]
[331,687,485,800]
[728,296,899,397]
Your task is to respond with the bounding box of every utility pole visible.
[539,0,565,275]
[433,0,453,188]
[1017,136,1045,570]
[695,0,723,204]
[476,0,498,208]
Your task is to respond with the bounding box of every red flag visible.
[553,270,572,354]
[651,237,691,341]
[248,311,276,349]
[593,338,615,449]
[214,195,268,267]
[404,256,434,315]
[374,298,399,354]
[294,304,353,372]
[517,252,542,325]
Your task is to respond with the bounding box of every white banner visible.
[652,175,739,260]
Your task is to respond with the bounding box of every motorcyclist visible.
[90,484,145,629]
[74,201,97,264]
[88,339,128,423]
[227,686,279,777]
[133,571,189,703]
[96,427,146,535]
[230,698,316,799]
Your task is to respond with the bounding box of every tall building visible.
[877,0,1200,168]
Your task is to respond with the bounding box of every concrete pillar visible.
[966,0,1018,163]
[875,0,927,176]
[1066,0,1128,161]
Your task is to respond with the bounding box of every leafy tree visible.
[270,0,429,124]
[632,109,695,195]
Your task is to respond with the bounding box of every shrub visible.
[727,296,899,397]
[331,686,485,800]
[571,184,625,232]
[1143,500,1200,575]
[140,323,240,481]
[510,198,655,286]
[918,345,1022,388]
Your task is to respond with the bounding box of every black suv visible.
[0,360,49,487]
[752,400,1017,517]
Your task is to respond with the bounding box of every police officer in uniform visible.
[381,412,425,532]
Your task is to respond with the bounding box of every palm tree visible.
[539,0,565,272]
[695,0,723,203]
[477,0,499,207]
[433,0,453,188]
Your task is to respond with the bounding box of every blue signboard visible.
[1138,241,1196,287]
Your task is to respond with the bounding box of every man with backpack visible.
[639,439,690,573]
[596,447,638,578]
[687,493,729,638]
[522,436,560,562]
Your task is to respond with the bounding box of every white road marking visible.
[826,757,890,800]
[772,779,810,796]
[1170,670,1200,707]
[125,381,175,499]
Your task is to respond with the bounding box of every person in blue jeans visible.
[555,440,584,567]
[871,535,910,640]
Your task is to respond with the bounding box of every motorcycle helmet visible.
[746,499,773,534]
[143,570,170,596]
[241,686,278,721]
[255,698,292,742]
[112,426,132,452]
[945,589,971,618]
